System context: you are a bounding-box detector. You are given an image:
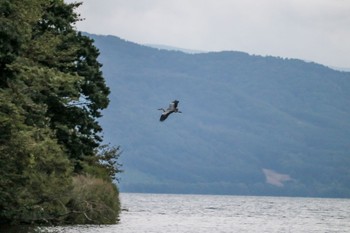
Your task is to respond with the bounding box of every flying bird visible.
[158,100,182,121]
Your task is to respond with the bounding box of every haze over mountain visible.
[88,33,350,198]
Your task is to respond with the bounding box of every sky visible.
[65,0,350,68]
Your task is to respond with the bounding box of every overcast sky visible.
[65,0,350,68]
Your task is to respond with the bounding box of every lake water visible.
[48,193,350,233]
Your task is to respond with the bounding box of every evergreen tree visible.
[0,0,121,225]
[28,0,111,172]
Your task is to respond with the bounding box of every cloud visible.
[66,0,350,67]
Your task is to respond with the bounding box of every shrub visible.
[65,175,120,224]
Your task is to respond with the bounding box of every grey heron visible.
[158,100,182,121]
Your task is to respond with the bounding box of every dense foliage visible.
[0,0,121,225]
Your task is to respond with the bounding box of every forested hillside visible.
[89,34,350,198]
[0,1,121,225]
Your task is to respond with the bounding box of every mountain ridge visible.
[87,33,350,197]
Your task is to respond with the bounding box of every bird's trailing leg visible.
[158,108,165,112]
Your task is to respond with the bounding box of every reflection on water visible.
[42,193,350,233]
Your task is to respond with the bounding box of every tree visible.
[0,75,73,224]
[28,0,111,172]
[0,0,121,225]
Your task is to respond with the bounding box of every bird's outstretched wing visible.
[160,112,169,121]
[168,100,179,110]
